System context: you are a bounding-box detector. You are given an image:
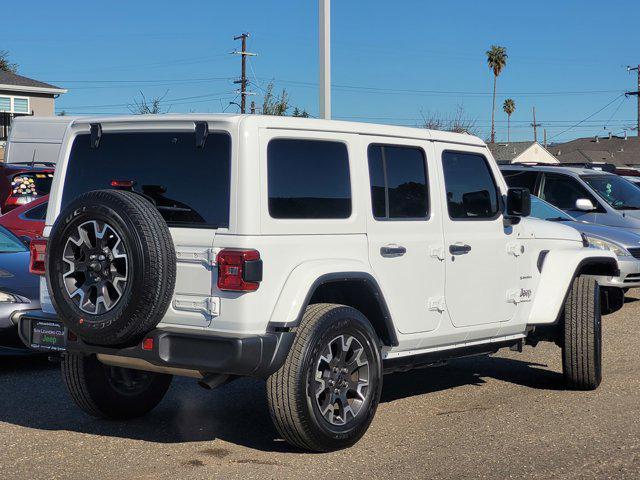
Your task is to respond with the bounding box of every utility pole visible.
[250,101,256,114]
[543,128,547,148]
[233,33,256,114]
[531,106,541,143]
[626,65,640,136]
[319,0,331,119]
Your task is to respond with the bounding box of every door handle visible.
[380,245,407,257]
[449,244,471,255]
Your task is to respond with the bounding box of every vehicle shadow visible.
[0,353,562,453]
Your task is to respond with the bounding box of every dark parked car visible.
[0,225,39,353]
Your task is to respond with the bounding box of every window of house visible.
[442,151,500,219]
[13,98,29,114]
[367,144,428,219]
[267,139,351,219]
[0,96,10,112]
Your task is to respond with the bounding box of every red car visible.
[0,163,54,214]
[0,194,47,241]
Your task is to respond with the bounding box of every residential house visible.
[548,133,640,167]
[488,141,559,164]
[0,70,66,159]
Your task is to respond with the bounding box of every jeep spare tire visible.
[47,189,176,346]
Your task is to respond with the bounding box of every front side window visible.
[540,173,603,212]
[582,174,640,210]
[442,151,500,219]
[530,195,575,222]
[62,131,231,228]
[367,144,428,219]
[267,139,351,219]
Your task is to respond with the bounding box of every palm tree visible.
[486,45,508,143]
[502,98,516,142]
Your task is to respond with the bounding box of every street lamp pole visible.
[319,0,331,119]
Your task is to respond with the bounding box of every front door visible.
[365,139,445,335]
[437,146,518,328]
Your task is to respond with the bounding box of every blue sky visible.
[4,0,640,142]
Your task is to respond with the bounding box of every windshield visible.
[582,174,640,210]
[0,226,27,253]
[530,195,575,221]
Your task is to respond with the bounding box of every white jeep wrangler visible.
[19,114,618,452]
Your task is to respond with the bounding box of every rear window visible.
[10,171,54,198]
[267,139,351,219]
[23,201,48,220]
[61,131,231,228]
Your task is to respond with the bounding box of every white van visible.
[5,116,78,166]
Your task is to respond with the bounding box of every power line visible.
[548,94,626,140]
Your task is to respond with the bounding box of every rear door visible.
[365,139,446,335]
[58,127,232,327]
[436,146,518,329]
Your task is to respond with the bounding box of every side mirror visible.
[506,188,531,217]
[575,198,596,211]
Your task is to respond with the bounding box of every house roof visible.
[548,134,640,167]
[0,70,66,95]
[488,141,536,162]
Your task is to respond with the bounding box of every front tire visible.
[267,304,382,452]
[562,276,602,390]
[62,353,172,419]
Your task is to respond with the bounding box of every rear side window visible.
[23,201,48,220]
[62,131,231,228]
[442,151,500,220]
[367,144,428,219]
[502,169,539,193]
[267,139,351,219]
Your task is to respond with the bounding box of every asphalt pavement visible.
[1,291,639,479]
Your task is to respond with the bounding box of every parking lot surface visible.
[1,292,640,480]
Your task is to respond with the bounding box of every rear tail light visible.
[216,249,262,292]
[29,238,48,275]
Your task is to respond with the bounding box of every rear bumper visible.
[17,310,295,378]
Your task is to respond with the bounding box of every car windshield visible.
[581,174,640,210]
[530,195,575,222]
[0,226,27,253]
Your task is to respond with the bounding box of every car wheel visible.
[47,189,176,346]
[62,353,172,419]
[266,303,382,452]
[562,276,602,390]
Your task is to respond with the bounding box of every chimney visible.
[595,135,599,143]
[624,131,628,140]
[608,132,612,139]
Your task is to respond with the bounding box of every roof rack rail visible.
[502,162,617,173]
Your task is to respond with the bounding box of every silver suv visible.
[501,164,640,233]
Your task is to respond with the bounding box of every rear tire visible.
[562,276,602,390]
[62,353,172,419]
[266,304,382,452]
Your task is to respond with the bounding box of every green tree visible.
[0,50,18,73]
[262,82,289,116]
[292,107,310,118]
[502,98,516,142]
[486,45,508,143]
